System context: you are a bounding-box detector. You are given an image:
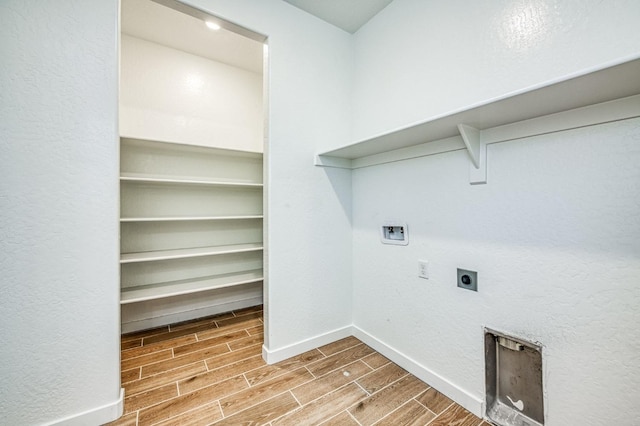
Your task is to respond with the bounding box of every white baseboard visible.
[262,325,353,364]
[352,326,484,417]
[45,388,124,426]
[121,296,263,334]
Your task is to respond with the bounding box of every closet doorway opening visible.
[118,0,269,344]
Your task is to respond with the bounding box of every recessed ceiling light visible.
[205,21,221,31]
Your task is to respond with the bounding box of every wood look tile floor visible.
[107,306,489,426]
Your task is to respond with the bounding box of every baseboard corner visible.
[45,388,124,426]
[262,325,353,364]
[352,325,484,417]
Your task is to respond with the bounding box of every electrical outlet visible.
[418,260,429,279]
[457,268,478,292]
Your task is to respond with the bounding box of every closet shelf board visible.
[121,243,264,263]
[120,175,263,188]
[120,269,264,304]
[120,215,264,223]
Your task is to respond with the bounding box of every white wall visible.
[181,0,354,356]
[351,0,640,424]
[352,0,640,140]
[0,0,122,425]
[120,34,264,152]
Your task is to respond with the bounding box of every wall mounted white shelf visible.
[315,56,640,184]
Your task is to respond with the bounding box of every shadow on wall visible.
[320,167,353,225]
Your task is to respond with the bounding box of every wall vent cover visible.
[485,328,544,426]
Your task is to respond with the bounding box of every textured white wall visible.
[120,34,264,152]
[351,0,640,424]
[182,0,354,351]
[353,0,640,140]
[0,0,121,424]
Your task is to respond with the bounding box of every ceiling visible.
[121,0,264,73]
[283,0,394,33]
[120,0,395,74]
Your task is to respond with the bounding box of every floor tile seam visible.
[216,366,316,416]
[119,346,156,360]
[121,367,142,384]
[292,373,368,408]
[141,356,216,380]
[318,341,364,358]
[203,343,263,367]
[143,340,239,371]
[305,344,368,376]
[147,399,221,426]
[370,395,429,426]
[355,371,411,397]
[317,410,350,426]
[253,391,302,426]
[169,319,217,333]
[172,332,252,356]
[288,389,302,406]
[122,328,169,343]
[303,365,316,380]
[353,380,371,397]
[285,359,373,402]
[126,362,208,396]
[120,333,204,360]
[125,385,181,417]
[198,324,259,339]
[242,372,251,388]
[422,400,458,425]
[348,410,364,426]
[246,352,327,385]
[120,337,199,360]
[413,390,438,417]
[219,386,302,420]
[176,366,258,396]
[125,368,200,401]
[361,359,391,370]
[214,312,263,328]
[305,359,371,385]
[120,349,174,369]
[206,355,265,381]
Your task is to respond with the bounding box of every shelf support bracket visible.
[458,124,487,185]
[458,124,480,168]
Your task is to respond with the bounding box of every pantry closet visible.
[119,0,266,333]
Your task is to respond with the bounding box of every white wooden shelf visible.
[120,174,263,188]
[120,269,264,304]
[121,243,263,264]
[120,215,264,223]
[315,56,640,183]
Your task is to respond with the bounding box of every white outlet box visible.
[418,260,429,279]
[380,222,409,246]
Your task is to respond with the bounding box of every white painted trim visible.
[317,55,640,160]
[44,388,124,426]
[314,154,353,169]
[351,136,464,169]
[352,326,484,418]
[262,325,353,364]
[458,124,481,168]
[121,296,263,333]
